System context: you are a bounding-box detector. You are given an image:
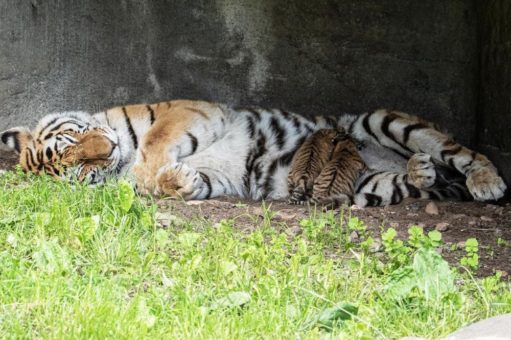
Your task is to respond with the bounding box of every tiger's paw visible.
[466,166,507,201]
[407,153,436,189]
[132,163,156,196]
[155,162,203,199]
[287,188,309,205]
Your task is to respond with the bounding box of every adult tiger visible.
[0,100,507,206]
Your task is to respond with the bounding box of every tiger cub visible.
[288,128,366,207]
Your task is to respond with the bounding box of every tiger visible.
[0,100,507,207]
[288,128,367,207]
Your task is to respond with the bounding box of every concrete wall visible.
[478,0,511,185]
[1,0,479,144]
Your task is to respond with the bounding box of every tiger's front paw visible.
[407,153,436,189]
[466,166,507,201]
[132,163,156,196]
[155,162,203,199]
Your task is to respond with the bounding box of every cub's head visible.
[1,111,120,184]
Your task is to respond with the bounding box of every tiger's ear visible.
[0,127,33,154]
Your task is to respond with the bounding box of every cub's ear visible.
[0,127,33,153]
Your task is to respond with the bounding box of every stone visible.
[480,215,493,222]
[155,212,185,228]
[275,210,297,221]
[285,225,302,237]
[435,222,450,232]
[425,202,439,215]
[445,313,511,340]
[349,231,359,242]
[186,200,205,206]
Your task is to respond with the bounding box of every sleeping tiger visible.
[288,128,367,207]
[0,99,507,207]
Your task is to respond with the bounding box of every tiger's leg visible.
[351,110,507,201]
[132,101,227,195]
[353,170,469,207]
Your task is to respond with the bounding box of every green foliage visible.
[0,171,509,339]
[460,238,480,270]
[385,249,456,301]
[316,302,358,331]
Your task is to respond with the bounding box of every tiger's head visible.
[1,111,121,184]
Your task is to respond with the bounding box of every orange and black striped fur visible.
[288,129,366,207]
[0,100,507,206]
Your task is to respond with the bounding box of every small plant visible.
[497,237,508,247]
[460,238,479,270]
[382,228,410,267]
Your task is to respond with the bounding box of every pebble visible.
[370,238,383,253]
[425,202,439,215]
[349,230,359,242]
[480,215,493,222]
[435,222,450,232]
[285,225,302,236]
[186,200,204,206]
[468,220,477,226]
[451,213,466,220]
[275,210,297,221]
[155,212,185,228]
[456,241,466,249]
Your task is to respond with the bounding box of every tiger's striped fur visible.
[287,129,343,204]
[0,100,507,206]
[288,128,367,207]
[309,130,367,207]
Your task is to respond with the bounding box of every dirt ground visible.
[1,150,509,277]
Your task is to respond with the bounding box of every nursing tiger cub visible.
[288,128,366,207]
[0,100,507,207]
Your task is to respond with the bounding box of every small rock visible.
[456,241,466,249]
[251,207,264,216]
[468,220,477,226]
[186,200,204,206]
[451,213,466,220]
[275,210,297,221]
[435,222,450,232]
[425,202,439,215]
[480,215,493,222]
[155,212,184,228]
[406,213,419,217]
[370,238,383,253]
[494,207,505,215]
[285,225,302,236]
[349,230,359,242]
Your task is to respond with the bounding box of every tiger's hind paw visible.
[466,166,507,201]
[407,153,436,189]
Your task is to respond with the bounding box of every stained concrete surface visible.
[0,0,508,183]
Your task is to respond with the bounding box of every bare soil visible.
[1,149,509,277]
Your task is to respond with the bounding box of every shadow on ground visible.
[1,149,509,277]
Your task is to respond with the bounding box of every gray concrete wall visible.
[478,0,511,185]
[1,0,479,145]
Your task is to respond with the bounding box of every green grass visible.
[0,170,510,339]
